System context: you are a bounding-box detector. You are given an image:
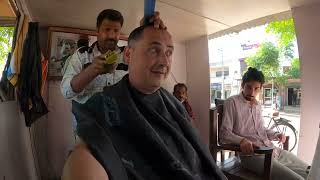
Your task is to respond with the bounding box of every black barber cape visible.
[72,75,226,180]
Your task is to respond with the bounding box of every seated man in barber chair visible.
[220,67,310,180]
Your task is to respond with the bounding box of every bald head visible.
[124,26,174,94]
[128,25,172,47]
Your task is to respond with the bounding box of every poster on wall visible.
[47,27,127,80]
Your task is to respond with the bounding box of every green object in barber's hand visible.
[105,51,118,64]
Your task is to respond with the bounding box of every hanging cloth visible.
[17,22,48,127]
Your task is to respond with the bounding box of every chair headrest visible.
[214,99,225,106]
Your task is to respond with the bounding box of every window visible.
[224,90,231,99]
[215,70,229,77]
[0,0,17,80]
[264,88,278,105]
[264,88,272,105]
[0,26,15,79]
[210,89,221,102]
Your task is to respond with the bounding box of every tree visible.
[266,18,301,80]
[245,42,288,107]
[266,18,296,48]
[0,27,14,67]
[245,42,281,82]
[245,19,300,108]
[283,42,294,60]
[245,42,290,86]
[286,58,300,79]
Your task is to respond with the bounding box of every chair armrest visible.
[219,144,274,154]
[219,144,273,179]
[254,146,274,154]
[218,144,241,151]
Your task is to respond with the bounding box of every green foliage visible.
[283,42,294,60]
[0,26,14,66]
[245,42,291,86]
[274,73,288,86]
[286,58,301,79]
[266,18,296,48]
[245,42,280,82]
[263,18,301,84]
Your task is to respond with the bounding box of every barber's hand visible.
[140,11,167,30]
[276,133,286,144]
[88,55,117,75]
[240,138,258,155]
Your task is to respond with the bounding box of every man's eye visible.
[150,48,156,53]
[149,48,159,55]
[166,50,173,57]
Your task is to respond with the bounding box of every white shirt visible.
[60,43,128,104]
[220,93,280,155]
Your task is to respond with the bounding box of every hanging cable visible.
[170,72,178,84]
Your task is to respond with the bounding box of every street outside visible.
[262,105,301,155]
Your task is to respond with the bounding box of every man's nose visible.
[248,89,254,96]
[107,30,116,39]
[158,52,170,66]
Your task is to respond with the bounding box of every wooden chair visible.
[209,105,274,180]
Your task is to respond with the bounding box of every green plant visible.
[0,26,14,67]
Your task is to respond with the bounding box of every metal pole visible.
[221,49,225,99]
[271,78,274,108]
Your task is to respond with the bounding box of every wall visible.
[0,101,38,180]
[46,81,74,178]
[186,36,211,145]
[292,2,320,163]
[163,42,187,92]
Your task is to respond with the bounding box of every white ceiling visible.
[24,0,315,42]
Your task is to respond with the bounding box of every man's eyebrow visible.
[150,41,174,49]
[150,41,162,46]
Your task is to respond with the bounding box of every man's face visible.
[61,41,75,57]
[174,87,187,102]
[126,27,174,93]
[241,81,262,101]
[97,19,122,51]
[63,43,71,55]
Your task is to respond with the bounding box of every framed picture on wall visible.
[47,27,127,80]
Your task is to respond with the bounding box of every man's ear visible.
[124,46,132,64]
